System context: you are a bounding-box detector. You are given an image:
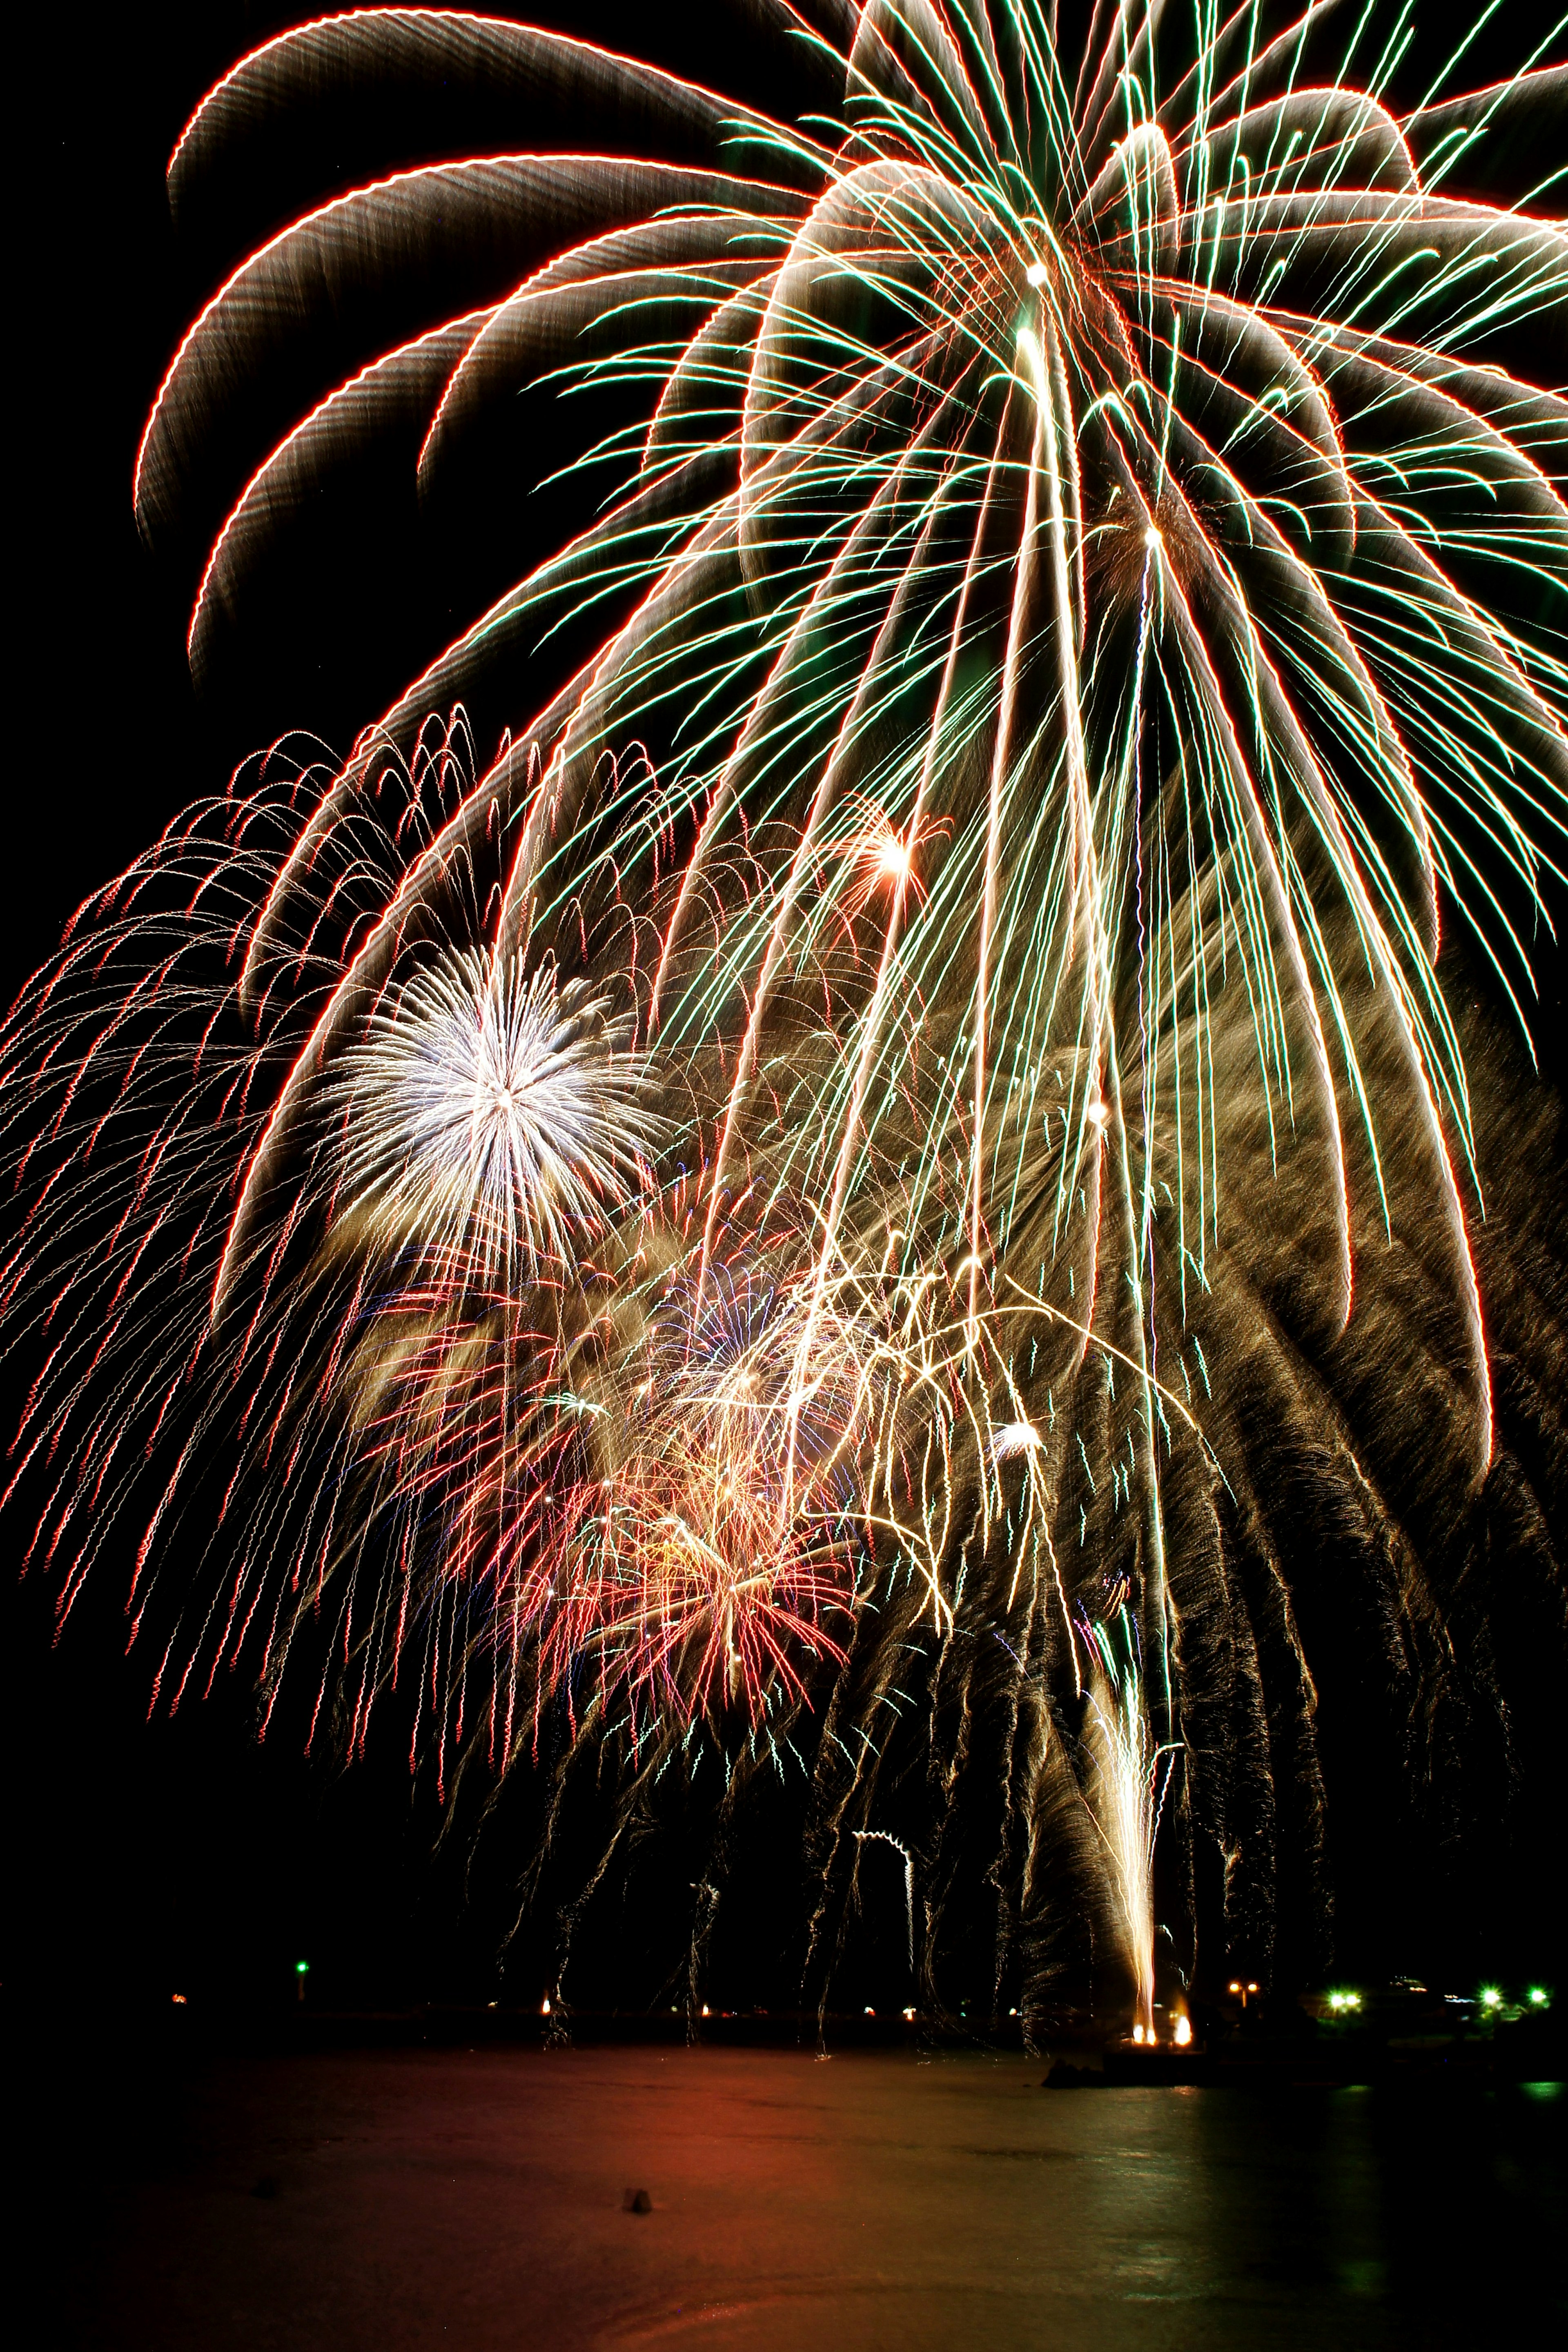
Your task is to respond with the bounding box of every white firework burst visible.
[336,949,659,1285]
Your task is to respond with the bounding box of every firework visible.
[6,5,1566,2023]
[1081,1613,1180,2038]
[329,947,661,1287]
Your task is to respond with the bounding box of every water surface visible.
[59,2046,1563,2348]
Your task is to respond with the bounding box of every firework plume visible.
[5,4,1566,2024]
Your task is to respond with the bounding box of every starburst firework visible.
[333,948,658,1285]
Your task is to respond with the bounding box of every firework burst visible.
[331,947,660,1286]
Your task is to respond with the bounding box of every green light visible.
[1528,1988,1549,2007]
[295,1960,310,1976]
[1480,1987,1502,2009]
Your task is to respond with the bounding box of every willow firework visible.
[4,4,1565,2024]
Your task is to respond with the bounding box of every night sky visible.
[7,2,1566,2027]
